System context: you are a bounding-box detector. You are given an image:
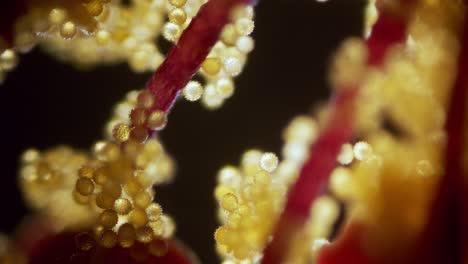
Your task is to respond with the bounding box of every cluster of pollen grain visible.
[10,0,113,52]
[19,147,98,229]
[324,1,463,256]
[40,0,168,73]
[66,89,175,257]
[166,2,255,108]
[106,89,168,138]
[214,116,322,262]
[2,1,256,113]
[71,137,176,255]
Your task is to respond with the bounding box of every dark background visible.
[0,1,364,262]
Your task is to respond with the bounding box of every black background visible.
[0,1,364,262]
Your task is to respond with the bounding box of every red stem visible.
[260,9,409,264]
[146,0,255,113]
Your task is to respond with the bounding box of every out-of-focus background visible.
[0,1,364,262]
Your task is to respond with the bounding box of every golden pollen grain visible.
[76,177,95,196]
[60,22,77,39]
[93,168,108,185]
[48,8,67,25]
[183,81,203,101]
[130,208,148,227]
[147,111,167,130]
[202,58,222,75]
[135,191,152,208]
[169,8,187,25]
[259,152,279,172]
[214,227,229,244]
[136,226,154,243]
[221,193,238,212]
[223,57,242,76]
[118,223,136,248]
[149,219,165,236]
[125,178,143,197]
[114,198,132,215]
[113,123,131,142]
[235,18,255,36]
[216,79,234,98]
[146,204,162,221]
[100,209,118,228]
[169,0,187,8]
[96,192,115,209]
[96,30,111,46]
[221,25,238,46]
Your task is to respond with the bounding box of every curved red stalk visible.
[261,7,409,264]
[146,0,256,113]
